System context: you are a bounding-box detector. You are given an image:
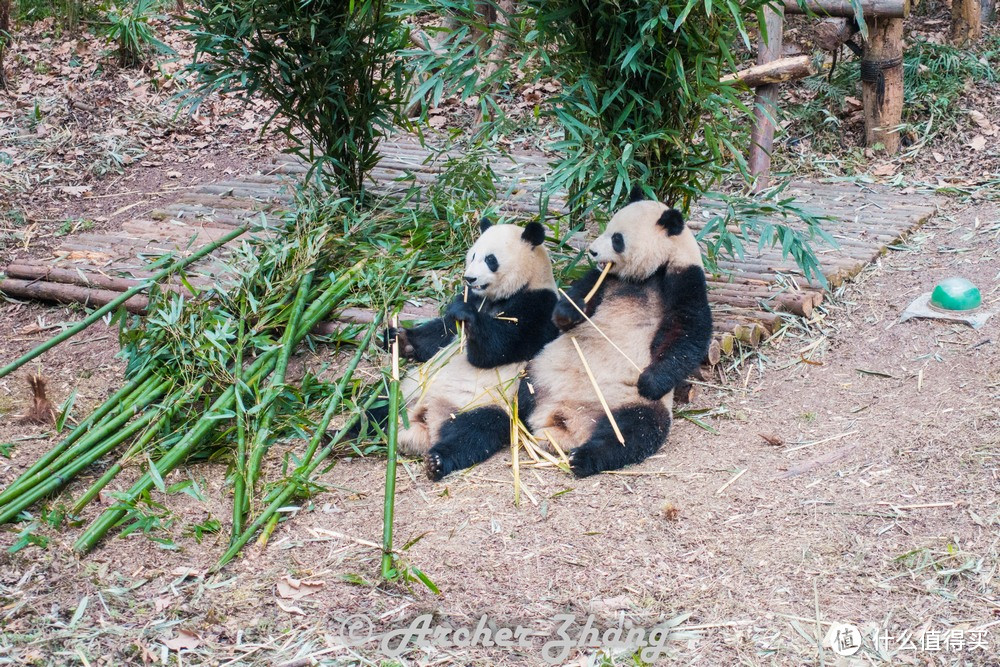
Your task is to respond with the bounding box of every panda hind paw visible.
[568,447,603,478]
[425,452,445,481]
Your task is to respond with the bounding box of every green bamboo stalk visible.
[218,258,417,569]
[213,392,380,572]
[381,320,402,579]
[230,311,249,544]
[0,378,171,512]
[0,388,176,524]
[71,377,211,515]
[0,367,157,505]
[73,262,365,554]
[0,225,252,380]
[245,268,316,499]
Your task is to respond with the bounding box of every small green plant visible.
[186,517,221,542]
[184,0,409,198]
[104,0,173,68]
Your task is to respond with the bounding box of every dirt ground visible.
[2,199,998,665]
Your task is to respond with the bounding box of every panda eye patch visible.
[485,254,499,272]
[611,233,625,253]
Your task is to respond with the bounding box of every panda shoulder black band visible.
[860,57,903,108]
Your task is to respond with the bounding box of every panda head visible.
[588,189,702,281]
[463,219,555,299]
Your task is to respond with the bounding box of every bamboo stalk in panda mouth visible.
[570,336,625,446]
[584,261,613,303]
[459,285,468,355]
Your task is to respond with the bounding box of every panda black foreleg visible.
[425,406,510,481]
[569,403,671,477]
[396,316,459,362]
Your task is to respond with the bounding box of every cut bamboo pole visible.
[722,55,817,88]
[0,224,251,380]
[570,336,624,445]
[782,0,909,17]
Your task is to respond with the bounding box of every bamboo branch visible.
[570,336,624,445]
[0,224,252,380]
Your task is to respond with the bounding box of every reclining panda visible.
[424,189,712,478]
[383,219,559,480]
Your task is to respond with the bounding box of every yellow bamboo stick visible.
[584,262,613,303]
[557,288,641,371]
[570,336,625,445]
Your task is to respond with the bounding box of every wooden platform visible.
[1,137,941,357]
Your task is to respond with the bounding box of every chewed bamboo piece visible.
[557,288,641,372]
[584,262,613,303]
[570,336,625,445]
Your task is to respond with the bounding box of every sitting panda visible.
[520,189,713,476]
[385,219,559,480]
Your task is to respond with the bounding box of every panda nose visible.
[464,275,477,284]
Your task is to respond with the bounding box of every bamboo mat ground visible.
[1,136,942,356]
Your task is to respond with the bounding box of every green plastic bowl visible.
[930,277,981,312]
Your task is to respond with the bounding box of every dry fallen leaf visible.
[932,152,945,163]
[276,599,307,616]
[163,629,201,651]
[759,433,784,447]
[872,162,896,177]
[276,575,325,601]
[968,135,987,152]
[969,110,995,135]
[59,185,92,196]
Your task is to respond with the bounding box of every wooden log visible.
[749,4,785,190]
[952,0,983,44]
[706,339,722,366]
[861,18,904,154]
[0,278,150,314]
[3,264,209,294]
[722,55,817,88]
[719,333,736,356]
[783,0,909,18]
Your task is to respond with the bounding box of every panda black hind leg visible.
[569,403,671,477]
[425,406,509,481]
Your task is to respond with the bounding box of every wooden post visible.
[748,4,784,191]
[0,0,9,87]
[952,0,983,44]
[861,17,904,154]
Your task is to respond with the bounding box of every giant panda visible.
[386,219,559,480]
[519,189,713,476]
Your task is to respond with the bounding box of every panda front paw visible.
[637,369,670,401]
[383,327,416,358]
[444,300,477,327]
[552,298,585,331]
[425,452,445,481]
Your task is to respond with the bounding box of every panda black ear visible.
[657,209,685,236]
[480,217,493,233]
[521,222,545,247]
[627,185,647,204]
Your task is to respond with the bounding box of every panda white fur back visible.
[519,191,712,477]
[384,220,559,480]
